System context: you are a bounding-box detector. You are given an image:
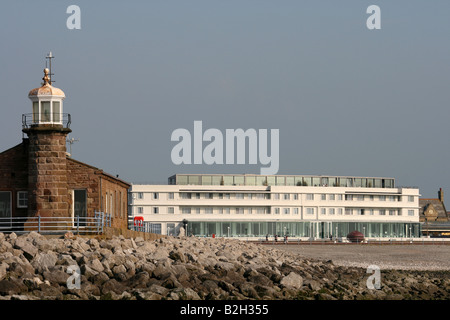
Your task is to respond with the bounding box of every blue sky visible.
[1,1,450,204]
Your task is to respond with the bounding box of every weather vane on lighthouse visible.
[45,51,55,84]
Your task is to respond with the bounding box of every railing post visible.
[38,215,41,233]
[96,212,100,234]
[77,215,80,235]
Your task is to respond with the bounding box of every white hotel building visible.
[128,174,421,239]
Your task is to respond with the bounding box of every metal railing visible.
[130,221,162,234]
[0,212,110,235]
[22,113,71,129]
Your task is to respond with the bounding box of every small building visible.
[0,66,130,232]
[419,188,450,237]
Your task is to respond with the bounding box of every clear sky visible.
[1,1,449,205]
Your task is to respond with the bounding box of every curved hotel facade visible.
[128,174,421,239]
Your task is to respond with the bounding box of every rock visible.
[13,238,38,261]
[304,279,322,291]
[43,269,70,285]
[101,279,126,295]
[0,263,7,281]
[32,251,58,271]
[0,279,23,295]
[280,272,303,289]
[8,233,17,241]
[88,259,105,273]
[112,264,127,275]
[64,232,75,240]
[170,287,201,300]
[81,265,99,280]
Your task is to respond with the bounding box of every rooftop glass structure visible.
[168,174,395,188]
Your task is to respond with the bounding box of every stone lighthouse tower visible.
[22,67,71,218]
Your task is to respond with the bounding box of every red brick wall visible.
[67,158,129,230]
[0,140,29,217]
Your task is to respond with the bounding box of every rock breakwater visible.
[0,232,448,300]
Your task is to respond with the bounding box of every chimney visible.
[438,188,444,203]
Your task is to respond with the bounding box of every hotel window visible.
[153,207,159,214]
[225,193,231,199]
[379,209,386,215]
[181,207,191,214]
[274,208,280,214]
[235,207,244,214]
[224,208,230,214]
[321,208,326,215]
[168,207,174,214]
[248,194,253,200]
[293,208,299,215]
[389,210,396,216]
[257,208,265,214]
[367,209,374,215]
[408,210,414,216]
[357,209,364,215]
[293,194,299,200]
[369,195,374,201]
[205,207,213,214]
[168,192,174,200]
[195,193,200,199]
[389,196,396,202]
[337,208,343,215]
[137,207,143,214]
[248,208,253,214]
[180,193,191,199]
[329,194,335,201]
[273,193,280,200]
[153,193,159,200]
[408,196,414,202]
[337,194,343,201]
[345,208,352,215]
[137,192,143,199]
[284,194,290,200]
[218,193,223,199]
[306,194,314,201]
[345,195,353,201]
[379,195,386,201]
[329,208,335,215]
[206,193,213,199]
[284,208,290,214]
[218,208,223,214]
[357,195,364,201]
[17,191,28,208]
[236,193,244,199]
[321,194,326,201]
[306,208,314,215]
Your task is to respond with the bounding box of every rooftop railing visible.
[22,113,71,130]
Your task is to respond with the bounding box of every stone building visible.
[419,188,449,223]
[0,67,130,231]
[419,188,450,237]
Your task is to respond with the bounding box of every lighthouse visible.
[22,67,71,218]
